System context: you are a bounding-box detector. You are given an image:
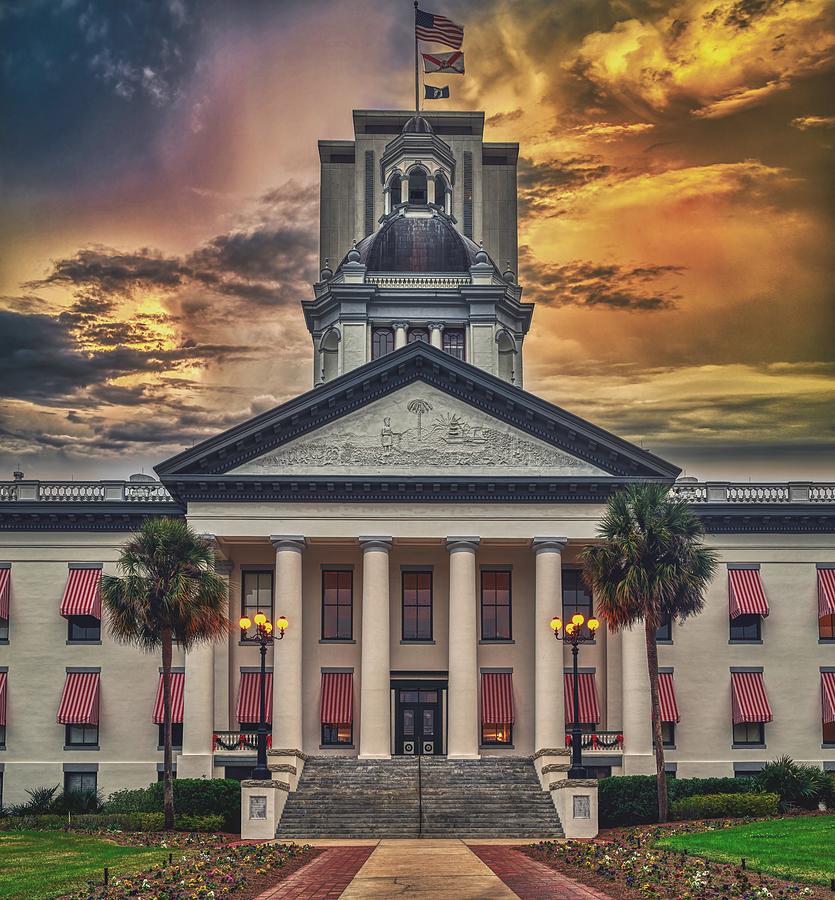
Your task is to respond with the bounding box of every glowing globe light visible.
[550,617,562,632]
[572,614,585,626]
[254,612,267,626]
[588,617,600,632]
[239,616,252,630]
[276,616,289,631]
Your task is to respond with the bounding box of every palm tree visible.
[581,483,717,823]
[407,398,433,441]
[101,517,229,830]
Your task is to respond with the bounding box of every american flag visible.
[415,9,464,50]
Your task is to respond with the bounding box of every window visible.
[481,571,511,640]
[66,724,98,747]
[408,328,429,343]
[442,329,465,360]
[585,766,612,780]
[408,168,427,204]
[481,723,512,745]
[372,328,394,359]
[730,613,761,641]
[322,723,353,745]
[661,722,675,748]
[0,617,7,640]
[734,769,761,779]
[402,572,432,641]
[64,771,97,795]
[0,725,5,748]
[656,613,673,642]
[733,722,765,745]
[388,173,403,207]
[158,723,183,749]
[157,768,177,782]
[562,570,593,624]
[224,766,255,782]
[820,614,835,640]
[239,722,267,734]
[823,721,835,745]
[67,615,100,642]
[322,570,353,640]
[240,571,273,641]
[434,172,448,209]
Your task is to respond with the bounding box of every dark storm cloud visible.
[517,156,615,219]
[521,252,684,311]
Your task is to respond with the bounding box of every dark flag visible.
[415,9,464,49]
[425,85,450,100]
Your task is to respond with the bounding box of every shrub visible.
[106,778,240,831]
[755,756,831,811]
[0,812,165,832]
[104,787,158,813]
[175,814,225,832]
[599,775,760,827]
[671,791,779,820]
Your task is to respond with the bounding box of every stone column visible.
[532,538,568,754]
[446,537,480,759]
[393,322,409,350]
[428,323,444,349]
[271,536,305,753]
[359,537,392,758]
[621,623,655,774]
[213,560,233,731]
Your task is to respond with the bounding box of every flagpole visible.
[414,0,420,113]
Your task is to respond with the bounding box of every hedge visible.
[0,812,223,832]
[105,779,241,832]
[671,792,779,820]
[598,776,760,827]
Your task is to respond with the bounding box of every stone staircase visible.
[275,755,563,839]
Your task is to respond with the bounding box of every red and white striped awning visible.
[481,672,514,725]
[818,569,835,619]
[658,672,680,723]
[320,672,353,724]
[564,673,600,725]
[152,672,185,724]
[0,567,9,620]
[731,671,772,724]
[236,672,272,725]
[728,568,769,619]
[822,672,835,725]
[60,568,101,619]
[57,671,100,725]
[0,671,7,727]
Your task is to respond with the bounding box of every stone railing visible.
[670,482,834,504]
[366,274,470,288]
[0,480,174,503]
[212,731,272,752]
[565,731,624,751]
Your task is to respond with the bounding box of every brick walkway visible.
[255,846,375,899]
[470,845,612,899]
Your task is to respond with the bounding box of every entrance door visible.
[395,687,442,755]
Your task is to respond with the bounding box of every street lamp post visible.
[550,613,600,779]
[239,612,288,781]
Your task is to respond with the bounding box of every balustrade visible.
[565,731,624,751]
[212,731,272,752]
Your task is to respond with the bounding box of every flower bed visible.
[63,836,318,900]
[525,823,832,900]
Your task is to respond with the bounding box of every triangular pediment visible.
[229,382,608,477]
[156,343,680,483]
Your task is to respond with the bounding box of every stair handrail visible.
[417,753,423,837]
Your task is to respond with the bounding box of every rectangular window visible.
[585,766,613,780]
[157,769,177,782]
[0,617,7,640]
[481,723,512,745]
[481,571,512,640]
[322,723,353,745]
[66,724,99,747]
[661,722,675,748]
[656,613,673,642]
[372,328,394,359]
[562,570,593,623]
[729,613,761,641]
[820,614,835,640]
[67,615,101,642]
[442,329,465,360]
[0,725,5,748]
[402,572,432,641]
[823,720,835,745]
[322,570,353,640]
[733,722,765,745]
[64,771,97,795]
[157,723,183,749]
[241,571,273,640]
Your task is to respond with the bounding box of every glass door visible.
[395,687,441,755]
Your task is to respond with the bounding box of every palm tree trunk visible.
[161,626,175,831]
[644,618,668,823]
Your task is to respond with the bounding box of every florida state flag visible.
[422,50,465,74]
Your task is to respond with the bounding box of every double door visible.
[395,686,443,756]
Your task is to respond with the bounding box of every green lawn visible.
[657,815,835,885]
[0,830,180,900]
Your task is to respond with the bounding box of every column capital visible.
[358,536,393,553]
[446,536,480,553]
[532,537,568,554]
[392,321,409,331]
[428,322,445,332]
[270,535,305,552]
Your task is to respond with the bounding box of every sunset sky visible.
[2,0,834,481]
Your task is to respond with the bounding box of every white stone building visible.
[0,110,833,821]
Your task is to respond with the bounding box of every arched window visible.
[442,328,465,360]
[388,173,403,208]
[320,329,340,382]
[408,168,427,205]
[372,328,394,359]
[408,328,429,343]
[434,173,448,210]
[496,330,516,383]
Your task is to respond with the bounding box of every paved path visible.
[257,840,612,899]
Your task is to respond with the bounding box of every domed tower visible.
[305,110,530,386]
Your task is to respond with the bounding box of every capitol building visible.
[0,109,833,832]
